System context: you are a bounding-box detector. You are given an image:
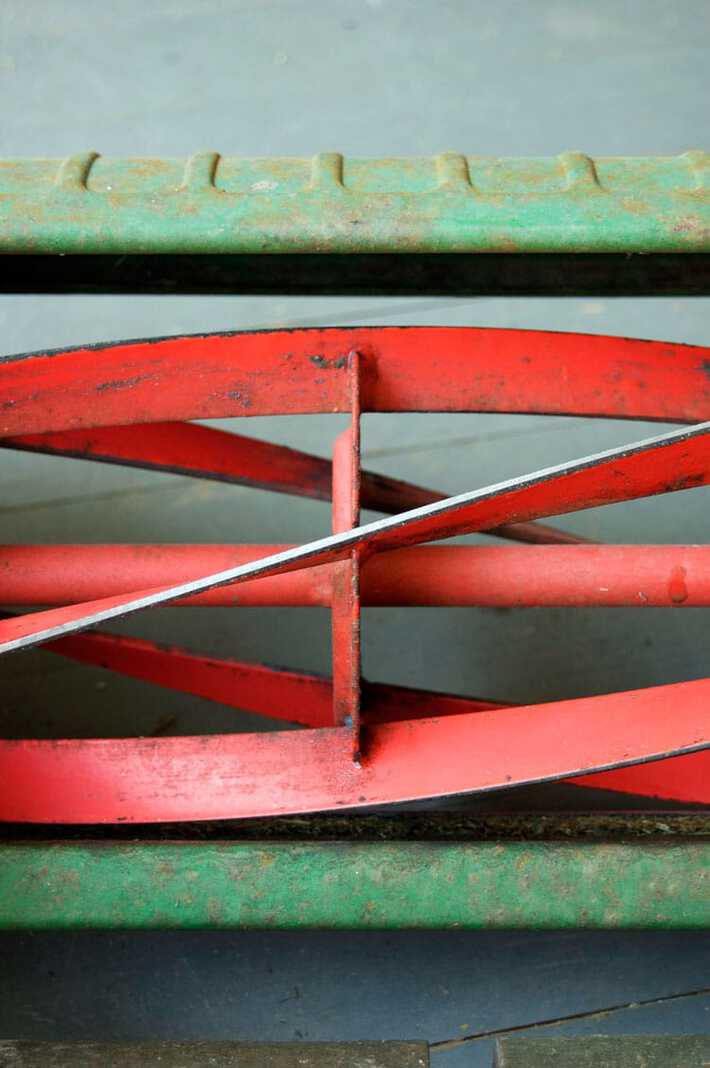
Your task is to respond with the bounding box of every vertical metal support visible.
[331,352,362,761]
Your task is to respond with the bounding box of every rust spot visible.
[668,565,688,604]
[206,896,224,922]
[672,216,710,241]
[309,354,347,370]
[665,471,706,492]
[128,159,175,179]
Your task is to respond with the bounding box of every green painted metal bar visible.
[1,840,708,930]
[1,151,708,255]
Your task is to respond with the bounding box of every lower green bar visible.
[0,840,708,930]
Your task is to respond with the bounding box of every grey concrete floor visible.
[1,0,709,1057]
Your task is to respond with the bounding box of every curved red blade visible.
[2,327,709,433]
[1,676,707,822]
[1,421,585,545]
[23,625,709,806]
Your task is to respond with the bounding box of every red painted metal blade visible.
[1,422,587,545]
[20,624,709,805]
[330,353,362,747]
[484,520,589,545]
[22,625,502,728]
[36,630,335,728]
[2,328,709,434]
[363,682,504,723]
[2,421,336,499]
[7,544,710,608]
[1,422,709,656]
[571,753,710,802]
[0,676,707,822]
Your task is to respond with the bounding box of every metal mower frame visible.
[0,152,708,930]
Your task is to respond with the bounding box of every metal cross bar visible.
[330,353,363,749]
[5,543,710,608]
[0,152,707,255]
[1,832,708,929]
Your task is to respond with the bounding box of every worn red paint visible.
[3,421,335,500]
[0,677,707,822]
[330,353,362,751]
[2,328,710,433]
[23,627,709,805]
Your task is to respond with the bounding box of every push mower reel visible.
[1,325,709,823]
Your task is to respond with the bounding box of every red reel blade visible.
[0,676,707,822]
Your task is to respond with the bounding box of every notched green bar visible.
[0,152,707,254]
[1,840,708,930]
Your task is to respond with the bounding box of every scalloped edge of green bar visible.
[0,152,707,254]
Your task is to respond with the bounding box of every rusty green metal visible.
[1,837,708,930]
[0,152,708,255]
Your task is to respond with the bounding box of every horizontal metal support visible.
[1,838,708,929]
[1,153,708,255]
[5,544,710,608]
